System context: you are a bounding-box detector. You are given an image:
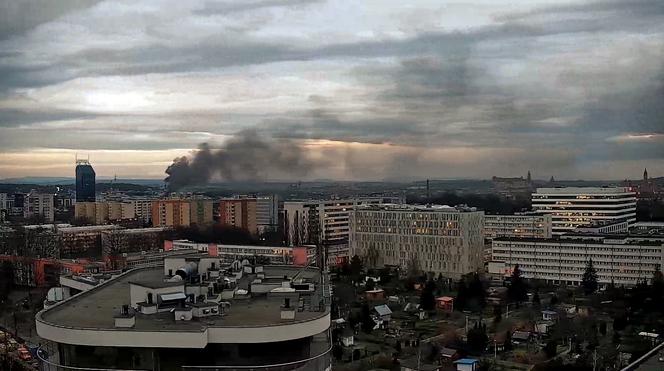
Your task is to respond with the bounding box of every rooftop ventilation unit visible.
[175,261,198,280]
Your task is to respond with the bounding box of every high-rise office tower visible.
[75,159,96,202]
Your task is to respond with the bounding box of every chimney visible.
[280,297,295,320]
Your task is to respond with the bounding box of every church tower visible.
[527,171,532,183]
[644,168,648,181]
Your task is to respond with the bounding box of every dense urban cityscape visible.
[1,1,664,371]
[1,162,663,371]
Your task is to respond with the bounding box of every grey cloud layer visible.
[1,0,663,179]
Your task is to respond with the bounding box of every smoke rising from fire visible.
[165,131,315,191]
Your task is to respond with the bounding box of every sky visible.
[0,0,663,181]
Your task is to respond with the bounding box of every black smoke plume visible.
[165,131,314,192]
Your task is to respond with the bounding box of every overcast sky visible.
[0,0,662,181]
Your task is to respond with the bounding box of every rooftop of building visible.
[58,225,122,233]
[22,223,72,230]
[104,227,168,234]
[485,212,547,218]
[284,196,403,205]
[493,234,664,246]
[534,186,634,194]
[633,221,664,227]
[38,264,327,331]
[354,203,480,213]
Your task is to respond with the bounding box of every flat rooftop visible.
[40,265,326,331]
[355,203,479,213]
[534,187,633,194]
[493,236,664,246]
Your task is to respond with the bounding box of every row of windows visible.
[356,212,463,221]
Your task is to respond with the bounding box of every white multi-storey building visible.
[491,233,664,286]
[532,187,636,235]
[484,213,552,240]
[256,195,280,232]
[24,193,55,222]
[350,204,485,278]
[129,199,154,225]
[284,196,403,265]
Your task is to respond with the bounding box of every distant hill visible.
[0,177,164,187]
[0,177,74,185]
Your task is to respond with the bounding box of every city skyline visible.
[1,0,663,181]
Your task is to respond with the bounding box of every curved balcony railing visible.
[37,343,331,371]
[180,344,332,371]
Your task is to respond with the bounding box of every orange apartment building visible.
[219,198,257,235]
[151,200,191,228]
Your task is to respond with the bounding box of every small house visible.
[341,328,354,347]
[388,295,402,304]
[365,289,385,301]
[373,304,392,322]
[436,296,454,313]
[454,358,479,371]
[541,310,558,321]
[365,276,381,284]
[536,321,554,336]
[404,302,421,313]
[512,331,532,345]
[332,318,346,328]
[440,347,460,363]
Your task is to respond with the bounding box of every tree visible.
[581,259,598,295]
[406,255,420,279]
[456,279,468,311]
[507,265,528,304]
[493,304,503,324]
[360,303,374,333]
[651,265,664,300]
[504,331,513,351]
[467,322,488,353]
[350,255,364,282]
[467,273,486,311]
[365,278,376,291]
[420,279,436,311]
[0,260,14,302]
[543,339,558,358]
[332,344,343,360]
[379,267,392,284]
[532,291,541,307]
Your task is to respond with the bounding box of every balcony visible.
[38,341,332,371]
